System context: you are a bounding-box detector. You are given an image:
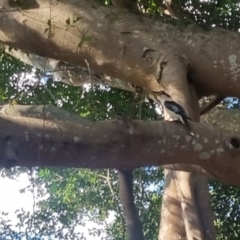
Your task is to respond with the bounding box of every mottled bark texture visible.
[158,56,215,240]
[201,107,240,133]
[0,103,239,184]
[1,0,240,96]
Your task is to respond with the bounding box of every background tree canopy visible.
[1,0,240,239]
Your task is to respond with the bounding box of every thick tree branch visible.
[200,96,225,116]
[1,0,240,96]
[201,106,240,133]
[163,164,211,176]
[5,49,135,91]
[0,109,240,185]
[0,103,91,124]
[2,104,238,175]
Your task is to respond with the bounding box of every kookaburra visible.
[157,91,194,136]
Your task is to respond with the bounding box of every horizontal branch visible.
[201,106,240,133]
[0,110,240,186]
[163,164,211,177]
[0,103,92,124]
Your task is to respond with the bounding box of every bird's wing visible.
[164,101,192,120]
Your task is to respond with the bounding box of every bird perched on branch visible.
[156,91,194,136]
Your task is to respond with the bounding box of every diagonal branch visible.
[1,0,240,96]
[5,49,136,92]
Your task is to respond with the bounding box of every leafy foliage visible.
[210,181,240,239]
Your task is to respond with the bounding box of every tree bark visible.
[159,169,186,240]
[5,49,136,92]
[118,170,144,240]
[158,56,215,239]
[0,102,239,181]
[201,106,240,133]
[194,175,216,239]
[1,0,240,97]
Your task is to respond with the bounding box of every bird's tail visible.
[182,117,194,136]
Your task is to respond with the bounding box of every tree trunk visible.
[158,56,215,239]
[118,170,144,240]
